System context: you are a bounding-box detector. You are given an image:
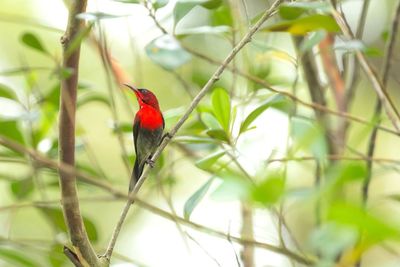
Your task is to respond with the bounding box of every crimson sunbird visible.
[125,84,164,192]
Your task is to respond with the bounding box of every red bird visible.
[125,84,164,192]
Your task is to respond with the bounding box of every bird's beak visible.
[123,83,140,98]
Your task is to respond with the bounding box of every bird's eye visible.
[140,89,148,94]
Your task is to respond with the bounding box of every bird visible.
[124,84,164,192]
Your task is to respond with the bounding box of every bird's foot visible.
[146,158,155,168]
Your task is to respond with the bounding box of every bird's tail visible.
[129,160,144,192]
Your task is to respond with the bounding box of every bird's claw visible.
[160,132,173,144]
[146,158,155,168]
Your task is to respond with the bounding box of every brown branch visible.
[102,0,284,261]
[0,134,314,265]
[58,1,105,266]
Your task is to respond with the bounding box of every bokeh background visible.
[1,0,400,266]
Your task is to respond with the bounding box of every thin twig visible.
[183,46,400,137]
[102,0,284,261]
[332,8,400,133]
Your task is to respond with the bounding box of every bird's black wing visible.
[133,115,140,155]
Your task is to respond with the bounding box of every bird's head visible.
[124,84,160,110]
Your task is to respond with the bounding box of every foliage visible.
[0,0,399,266]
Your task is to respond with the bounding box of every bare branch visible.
[58,1,105,265]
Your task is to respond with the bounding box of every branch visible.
[183,46,400,137]
[332,8,400,133]
[58,1,104,266]
[102,0,284,261]
[362,0,400,204]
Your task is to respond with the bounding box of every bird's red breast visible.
[135,105,164,130]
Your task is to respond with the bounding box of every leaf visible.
[38,207,99,242]
[21,32,49,55]
[211,88,230,132]
[300,30,327,52]
[174,0,222,26]
[0,97,27,121]
[291,117,327,160]
[76,12,124,21]
[210,171,251,201]
[279,2,331,20]
[184,177,214,219]
[206,129,229,142]
[310,223,358,261]
[153,0,169,9]
[145,35,191,70]
[176,26,230,36]
[49,244,67,267]
[211,4,233,26]
[0,248,40,267]
[240,94,286,134]
[195,150,225,170]
[251,172,285,205]
[328,202,400,243]
[173,135,217,144]
[10,177,34,199]
[0,121,25,145]
[265,14,340,35]
[0,84,17,99]
[112,0,140,3]
[200,112,221,130]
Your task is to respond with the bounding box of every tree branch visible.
[58,1,104,266]
[102,0,284,261]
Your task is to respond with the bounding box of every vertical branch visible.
[59,1,102,266]
[240,203,254,267]
[362,0,400,204]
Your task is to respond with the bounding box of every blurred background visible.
[1,0,400,266]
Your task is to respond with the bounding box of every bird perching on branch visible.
[124,84,164,192]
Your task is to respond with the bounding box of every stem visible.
[58,1,103,266]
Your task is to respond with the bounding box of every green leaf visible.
[265,14,340,35]
[153,0,169,9]
[211,4,233,26]
[211,88,230,132]
[251,172,285,205]
[240,94,286,134]
[310,223,358,261]
[210,171,251,201]
[328,202,400,243]
[0,248,40,267]
[200,112,221,130]
[174,0,222,26]
[300,30,327,52]
[291,117,327,160]
[279,2,331,20]
[184,177,214,219]
[145,35,191,70]
[195,150,225,170]
[21,32,49,55]
[0,84,17,99]
[38,207,99,242]
[49,244,67,267]
[206,129,229,142]
[0,121,25,145]
[10,177,34,199]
